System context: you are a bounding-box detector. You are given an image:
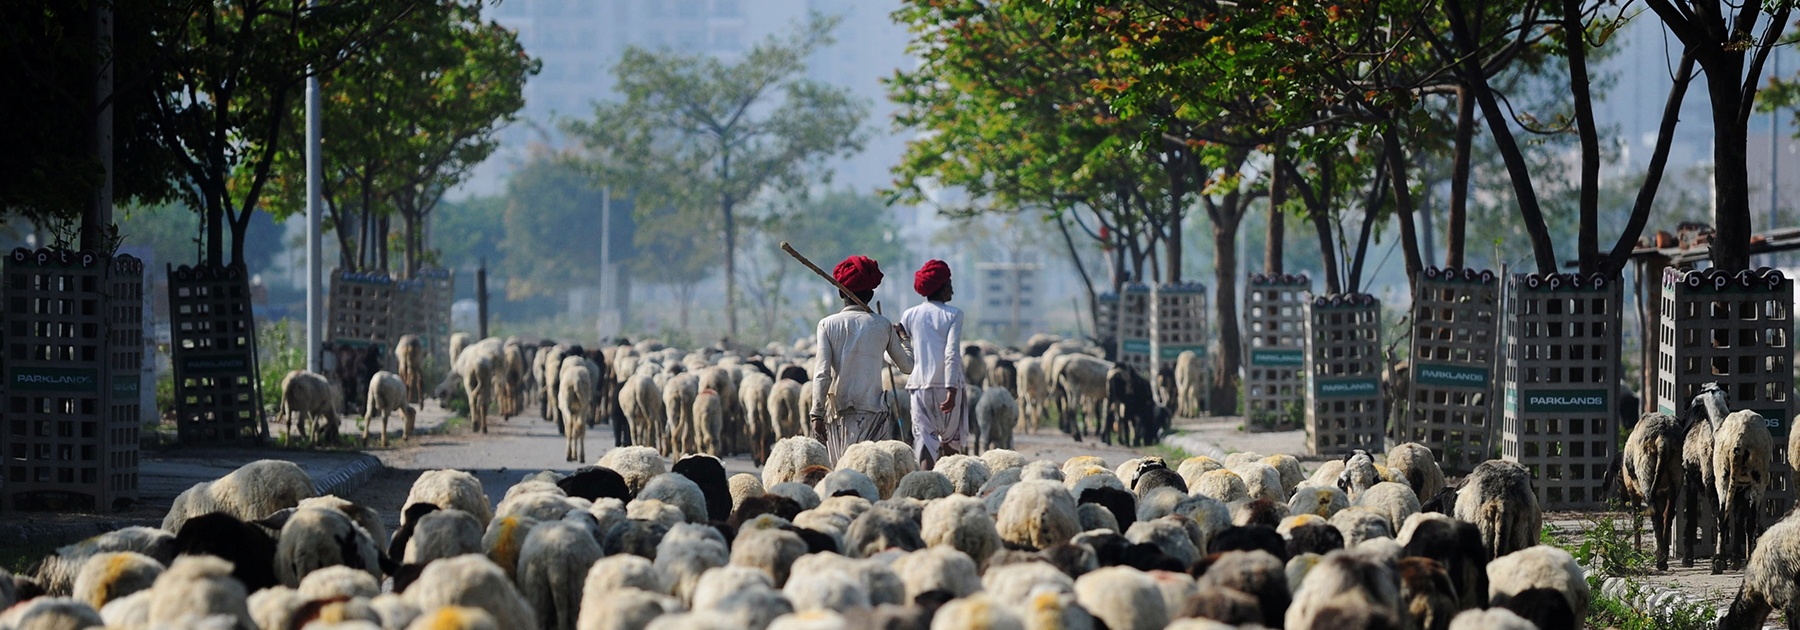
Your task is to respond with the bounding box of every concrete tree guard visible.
[1501,271,1621,510]
[1304,293,1384,455]
[1658,266,1795,549]
[1402,266,1501,475]
[1114,284,1210,393]
[1244,273,1311,431]
[168,262,263,444]
[1,250,145,511]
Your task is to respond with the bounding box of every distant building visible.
[973,259,1044,344]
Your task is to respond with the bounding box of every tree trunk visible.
[1165,156,1186,284]
[1603,51,1697,277]
[1348,161,1387,292]
[83,0,112,253]
[1057,213,1101,340]
[1564,0,1601,275]
[1266,165,1285,274]
[1447,84,1473,268]
[1211,212,1243,415]
[377,215,390,273]
[205,185,224,267]
[721,147,738,339]
[1708,63,1752,272]
[1382,124,1425,285]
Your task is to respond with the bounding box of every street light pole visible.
[304,0,323,373]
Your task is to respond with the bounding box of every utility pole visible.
[477,259,489,339]
[598,186,612,340]
[304,0,323,373]
[1772,50,1782,235]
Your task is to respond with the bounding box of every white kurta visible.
[901,300,966,464]
[811,305,914,462]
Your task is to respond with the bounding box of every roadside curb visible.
[312,453,383,497]
[1596,572,1767,628]
[0,519,162,550]
[1161,431,1228,460]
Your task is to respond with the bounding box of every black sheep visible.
[558,466,632,502]
[1181,587,1263,625]
[730,494,804,528]
[1401,516,1490,609]
[1133,468,1188,496]
[1285,522,1346,557]
[1079,486,1138,531]
[1208,525,1289,562]
[173,512,280,591]
[1191,550,1289,629]
[1233,498,1285,528]
[777,365,809,385]
[1499,587,1576,630]
[670,454,732,522]
[782,525,839,555]
[1104,364,1164,446]
[387,502,443,560]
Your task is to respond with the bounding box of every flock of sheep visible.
[278,331,1205,463]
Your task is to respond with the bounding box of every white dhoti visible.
[909,386,966,467]
[814,409,892,464]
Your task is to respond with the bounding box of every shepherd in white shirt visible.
[900,260,965,469]
[810,255,914,463]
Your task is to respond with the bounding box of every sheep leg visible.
[1654,491,1675,572]
[1681,469,1701,567]
[1714,492,1735,575]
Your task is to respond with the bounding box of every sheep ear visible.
[257,508,296,530]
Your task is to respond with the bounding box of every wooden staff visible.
[780,241,911,345]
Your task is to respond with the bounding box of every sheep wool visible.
[1060,456,1107,480]
[1231,462,1284,503]
[298,565,381,599]
[404,469,494,528]
[35,529,173,599]
[1194,550,1289,628]
[837,442,903,500]
[1176,457,1223,488]
[730,527,810,587]
[764,610,847,630]
[980,561,1073,607]
[1447,607,1537,630]
[298,495,390,551]
[600,446,670,496]
[99,589,151,629]
[783,569,871,614]
[766,438,831,489]
[146,556,255,630]
[844,506,926,558]
[1262,454,1307,495]
[1486,545,1589,623]
[404,606,500,630]
[922,495,1004,569]
[1126,518,1200,567]
[1147,570,1197,619]
[496,490,574,522]
[637,474,709,525]
[585,555,666,595]
[518,521,605,630]
[405,508,485,564]
[70,551,161,611]
[275,506,383,587]
[729,474,767,514]
[576,588,682,630]
[163,459,316,533]
[936,456,992,497]
[996,480,1082,551]
[626,499,686,528]
[0,597,105,630]
[481,516,541,582]
[1286,550,1402,630]
[690,566,774,610]
[1194,470,1248,503]
[930,593,1025,630]
[1287,484,1350,518]
[788,554,906,607]
[369,594,420,630]
[895,471,956,501]
[1386,443,1445,500]
[892,546,982,601]
[1352,482,1421,530]
[1020,460,1063,483]
[816,469,880,503]
[654,535,729,606]
[404,555,535,630]
[980,449,1026,474]
[769,482,822,511]
[1329,507,1394,547]
[1072,567,1168,630]
[1453,460,1541,560]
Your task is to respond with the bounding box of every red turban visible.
[833,255,883,293]
[915,260,951,297]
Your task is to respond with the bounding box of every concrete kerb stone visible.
[1162,431,1227,461]
[1595,570,1767,628]
[312,453,384,497]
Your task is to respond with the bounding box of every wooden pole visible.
[477,258,489,339]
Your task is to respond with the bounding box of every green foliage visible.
[258,319,306,415]
[433,194,505,271]
[565,12,867,336]
[497,156,615,299]
[117,201,201,265]
[264,0,537,276]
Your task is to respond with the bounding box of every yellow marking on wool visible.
[319,603,347,623]
[1314,489,1335,515]
[492,518,525,571]
[1290,513,1324,527]
[421,608,471,630]
[92,553,136,607]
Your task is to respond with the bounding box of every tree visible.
[629,204,719,333]
[1643,0,1791,271]
[753,190,905,339]
[263,0,535,277]
[565,13,867,340]
[1,0,183,246]
[497,155,613,299]
[145,0,419,268]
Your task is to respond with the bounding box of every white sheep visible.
[1073,566,1168,630]
[1621,412,1685,572]
[1486,545,1589,623]
[693,389,726,456]
[1336,450,1382,501]
[584,554,666,595]
[738,371,776,463]
[975,386,1018,451]
[163,459,316,534]
[1713,409,1774,572]
[621,375,667,456]
[1453,460,1541,560]
[729,528,809,587]
[146,556,255,630]
[980,449,1026,473]
[921,495,1002,569]
[782,569,870,614]
[299,494,389,548]
[1386,443,1444,501]
[836,442,903,500]
[765,437,830,489]
[518,521,604,630]
[404,554,536,630]
[1288,484,1350,518]
[767,380,805,445]
[1352,482,1421,530]
[1231,461,1284,503]
[891,546,981,602]
[1329,507,1394,547]
[937,455,992,496]
[637,473,709,524]
[404,469,493,529]
[33,527,175,596]
[396,334,427,404]
[598,446,669,496]
[1286,549,1402,630]
[482,515,541,583]
[560,358,596,463]
[816,469,880,503]
[1447,608,1537,630]
[455,341,500,433]
[655,533,730,607]
[275,506,383,587]
[298,565,380,599]
[1174,350,1204,417]
[1719,508,1800,629]
[1193,469,1248,503]
[980,561,1073,607]
[996,480,1080,551]
[1015,356,1047,434]
[70,551,162,611]
[281,369,342,442]
[1176,457,1223,489]
[576,588,681,630]
[405,508,484,563]
[497,490,577,522]
[1128,517,1201,566]
[0,598,106,630]
[363,371,417,446]
[728,473,766,514]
